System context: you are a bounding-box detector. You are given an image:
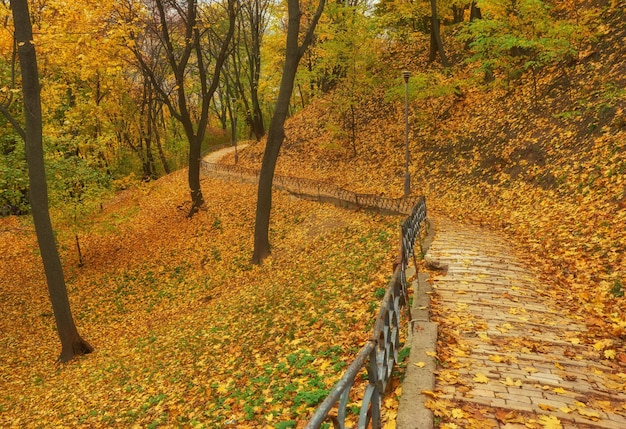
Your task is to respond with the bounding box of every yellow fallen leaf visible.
[593,339,612,351]
[553,387,567,394]
[478,333,490,341]
[420,390,438,398]
[568,338,580,345]
[504,377,522,387]
[414,362,425,368]
[473,373,489,383]
[426,351,437,357]
[383,420,396,429]
[451,408,465,419]
[576,408,601,419]
[604,349,616,359]
[554,362,564,370]
[559,405,572,413]
[538,414,562,428]
[489,355,504,363]
[523,366,538,373]
[538,403,555,411]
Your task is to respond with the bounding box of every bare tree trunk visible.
[10,0,92,362]
[153,106,170,174]
[252,0,326,264]
[428,0,450,66]
[470,1,482,20]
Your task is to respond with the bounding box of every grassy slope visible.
[227,4,625,351]
[0,170,403,428]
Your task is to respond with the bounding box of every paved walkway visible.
[412,216,626,428]
[203,143,249,163]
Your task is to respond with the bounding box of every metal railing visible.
[200,158,427,428]
[305,196,426,429]
[201,161,421,216]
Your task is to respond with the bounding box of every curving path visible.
[203,145,626,428]
[413,216,626,428]
[203,143,249,163]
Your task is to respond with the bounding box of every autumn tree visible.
[119,0,237,216]
[310,1,378,155]
[252,0,326,264]
[7,0,93,362]
[223,0,271,141]
[460,0,581,92]
[429,0,450,66]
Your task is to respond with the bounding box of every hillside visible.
[0,170,404,428]
[225,3,625,355]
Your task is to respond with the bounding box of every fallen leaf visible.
[473,373,489,383]
[538,414,562,428]
[604,349,616,359]
[451,408,465,419]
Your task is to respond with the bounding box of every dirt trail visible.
[422,216,626,428]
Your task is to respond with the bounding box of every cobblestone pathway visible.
[425,217,626,428]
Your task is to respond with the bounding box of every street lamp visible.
[402,70,410,198]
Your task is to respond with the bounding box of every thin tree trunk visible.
[429,0,450,66]
[153,107,170,174]
[10,0,92,362]
[187,133,204,216]
[470,1,482,20]
[252,0,325,264]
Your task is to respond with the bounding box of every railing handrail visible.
[304,197,426,429]
[201,157,427,429]
[201,160,421,215]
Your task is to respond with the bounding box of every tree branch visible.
[0,102,26,140]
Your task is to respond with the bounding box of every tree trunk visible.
[251,39,296,264]
[428,0,450,66]
[451,4,465,23]
[10,0,92,363]
[252,0,325,264]
[470,1,482,20]
[153,108,170,174]
[187,134,204,216]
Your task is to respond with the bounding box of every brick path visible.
[424,217,626,428]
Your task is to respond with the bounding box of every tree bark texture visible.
[10,0,93,362]
[428,0,450,66]
[251,0,326,264]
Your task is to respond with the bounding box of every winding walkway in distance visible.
[202,144,249,164]
[400,216,626,429]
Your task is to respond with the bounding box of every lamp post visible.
[402,70,410,198]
